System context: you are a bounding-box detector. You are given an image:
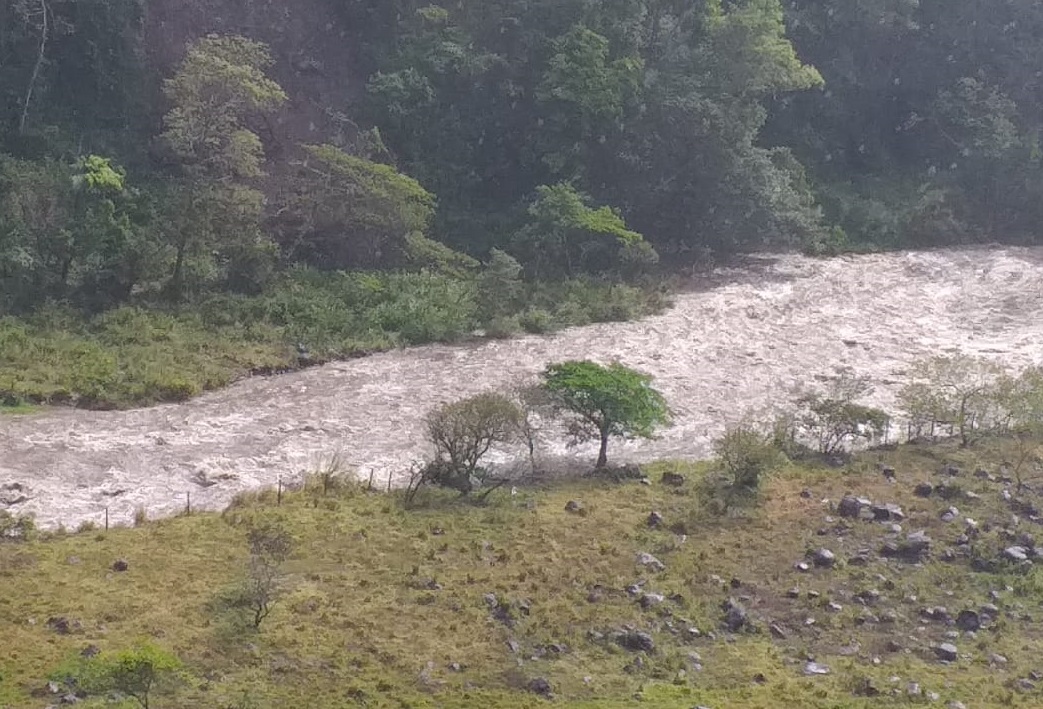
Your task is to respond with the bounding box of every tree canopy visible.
[540,360,671,469]
[2,0,1043,315]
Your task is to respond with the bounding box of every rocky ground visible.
[2,436,1043,707]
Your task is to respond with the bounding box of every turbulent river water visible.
[2,246,1042,529]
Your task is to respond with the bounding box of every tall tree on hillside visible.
[363,0,825,258]
[159,34,286,296]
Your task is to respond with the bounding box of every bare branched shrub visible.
[423,391,524,494]
[311,450,352,496]
[243,522,294,628]
[794,370,890,457]
[898,354,1004,446]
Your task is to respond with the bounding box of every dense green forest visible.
[0,0,1041,405]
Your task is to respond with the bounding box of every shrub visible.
[477,249,524,322]
[898,354,1004,446]
[69,642,182,709]
[484,316,521,339]
[422,392,525,495]
[518,308,555,334]
[794,371,890,457]
[243,522,294,628]
[0,510,35,541]
[713,425,786,491]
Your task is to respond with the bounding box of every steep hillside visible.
[2,437,1043,707]
[143,0,365,163]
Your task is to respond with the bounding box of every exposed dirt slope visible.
[2,246,1042,528]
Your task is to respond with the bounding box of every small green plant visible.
[0,510,35,541]
[540,360,671,469]
[518,308,555,334]
[713,424,786,491]
[71,642,182,709]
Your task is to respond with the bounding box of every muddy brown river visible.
[2,247,1042,529]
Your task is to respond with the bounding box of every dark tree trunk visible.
[596,432,609,469]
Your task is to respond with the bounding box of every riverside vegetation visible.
[2,356,1043,707]
[6,0,1043,407]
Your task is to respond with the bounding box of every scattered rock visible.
[906,530,933,557]
[786,587,800,599]
[921,606,950,622]
[855,589,881,606]
[1004,546,1030,563]
[616,630,655,653]
[647,511,664,528]
[935,643,959,662]
[941,507,960,523]
[639,593,665,609]
[769,622,788,639]
[45,617,75,635]
[942,464,961,476]
[79,644,100,658]
[914,483,934,498]
[980,603,1000,619]
[811,548,836,568]
[848,549,872,566]
[872,503,906,521]
[838,495,867,518]
[794,561,811,572]
[636,552,665,572]
[881,531,932,561]
[660,471,685,487]
[1015,678,1037,692]
[527,677,553,698]
[882,466,897,481]
[564,500,585,515]
[956,610,980,631]
[111,558,129,573]
[722,598,749,632]
[804,661,831,676]
[989,653,1008,665]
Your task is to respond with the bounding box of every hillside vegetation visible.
[3,435,1043,708]
[4,0,1043,405]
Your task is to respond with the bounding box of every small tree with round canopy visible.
[540,360,671,469]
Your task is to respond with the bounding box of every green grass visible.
[2,437,1043,707]
[0,271,666,410]
[0,403,39,415]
